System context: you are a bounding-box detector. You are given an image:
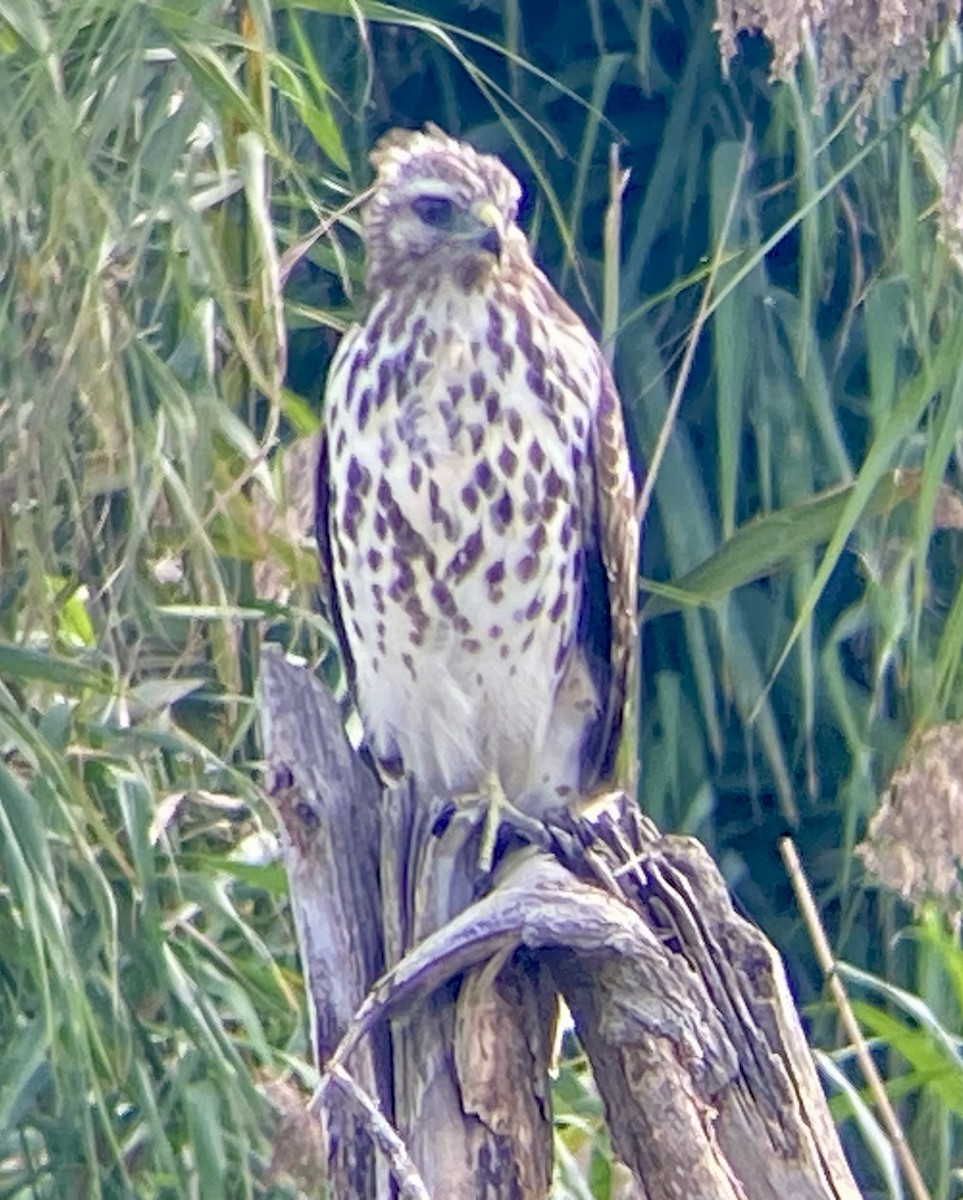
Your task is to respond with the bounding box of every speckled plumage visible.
[316,125,638,815]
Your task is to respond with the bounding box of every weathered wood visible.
[259,646,390,1197]
[258,651,862,1200]
[547,812,859,1199]
[379,762,555,1197]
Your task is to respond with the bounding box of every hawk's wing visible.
[577,361,640,794]
[314,423,358,700]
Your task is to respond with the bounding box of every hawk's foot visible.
[457,770,546,874]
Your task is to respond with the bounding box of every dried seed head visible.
[857,721,963,916]
[716,0,950,113]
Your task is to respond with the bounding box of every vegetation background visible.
[2,0,963,1195]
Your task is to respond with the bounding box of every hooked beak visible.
[470,199,504,259]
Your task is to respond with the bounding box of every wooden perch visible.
[258,646,862,1199]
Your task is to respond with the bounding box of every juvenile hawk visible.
[316,125,638,830]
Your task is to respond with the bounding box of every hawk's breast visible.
[326,282,600,803]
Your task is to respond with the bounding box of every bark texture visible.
[259,647,861,1199]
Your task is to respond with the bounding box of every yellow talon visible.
[457,771,545,873]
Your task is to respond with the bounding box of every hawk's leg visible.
[458,770,546,874]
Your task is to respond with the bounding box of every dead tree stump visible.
[258,646,862,1199]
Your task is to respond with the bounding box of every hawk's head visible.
[363,125,524,291]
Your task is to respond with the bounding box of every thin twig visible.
[278,187,373,289]
[635,127,752,533]
[780,837,932,1200]
[602,142,630,366]
[204,188,372,523]
[322,1065,431,1200]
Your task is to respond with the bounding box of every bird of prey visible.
[315,125,638,856]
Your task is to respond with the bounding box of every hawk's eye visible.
[412,195,456,228]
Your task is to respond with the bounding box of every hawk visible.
[316,125,638,846]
